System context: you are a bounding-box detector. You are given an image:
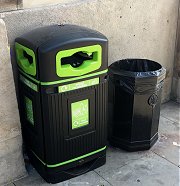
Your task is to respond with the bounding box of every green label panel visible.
[20,75,38,92]
[24,96,34,125]
[59,78,99,93]
[71,99,89,129]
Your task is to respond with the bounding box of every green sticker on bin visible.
[24,96,34,125]
[59,78,99,93]
[71,99,89,129]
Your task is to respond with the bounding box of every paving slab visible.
[94,146,149,178]
[160,101,180,124]
[95,151,179,186]
[13,168,111,186]
[151,116,180,166]
[0,135,26,185]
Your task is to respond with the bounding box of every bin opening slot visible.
[56,44,102,77]
[23,50,33,65]
[61,51,94,68]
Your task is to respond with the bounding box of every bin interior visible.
[114,59,162,72]
[61,51,93,68]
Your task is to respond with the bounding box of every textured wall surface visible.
[0,0,18,12]
[0,0,79,12]
[22,0,79,9]
[1,0,179,102]
[0,19,26,185]
[172,6,180,103]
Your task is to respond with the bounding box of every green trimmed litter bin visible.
[15,24,108,183]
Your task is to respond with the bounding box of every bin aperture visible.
[15,24,108,183]
[23,51,34,65]
[15,42,36,76]
[56,45,102,77]
[61,51,93,68]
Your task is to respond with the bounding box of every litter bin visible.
[15,24,108,183]
[108,59,166,151]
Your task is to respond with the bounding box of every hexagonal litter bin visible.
[108,59,166,151]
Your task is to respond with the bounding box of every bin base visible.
[27,149,106,184]
[109,133,158,152]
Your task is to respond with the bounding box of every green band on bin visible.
[59,78,99,93]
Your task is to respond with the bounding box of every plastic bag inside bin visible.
[109,59,166,78]
[109,59,166,95]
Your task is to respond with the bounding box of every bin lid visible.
[15,24,107,52]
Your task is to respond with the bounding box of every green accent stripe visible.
[59,77,99,93]
[31,146,106,168]
[41,69,108,85]
[19,68,39,84]
[18,68,107,86]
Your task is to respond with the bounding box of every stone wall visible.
[0,0,179,185]
[172,5,180,103]
[0,19,26,185]
[0,0,83,12]
[0,0,19,12]
[21,0,79,9]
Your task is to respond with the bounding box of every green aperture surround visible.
[71,99,89,129]
[59,78,99,93]
[56,45,102,77]
[24,96,34,125]
[15,42,36,76]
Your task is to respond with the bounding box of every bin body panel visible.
[132,93,153,141]
[150,84,163,138]
[113,85,134,141]
[18,76,45,161]
[41,81,107,165]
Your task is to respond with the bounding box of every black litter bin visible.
[108,59,166,151]
[15,24,108,183]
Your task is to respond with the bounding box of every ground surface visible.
[7,101,180,186]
